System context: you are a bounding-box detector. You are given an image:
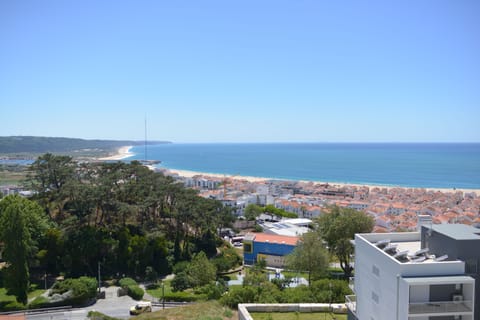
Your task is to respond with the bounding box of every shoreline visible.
[98,146,134,161]
[162,168,480,195]
[97,145,480,195]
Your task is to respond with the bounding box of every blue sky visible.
[1,0,479,143]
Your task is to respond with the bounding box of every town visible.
[164,169,480,233]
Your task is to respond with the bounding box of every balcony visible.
[409,300,473,316]
[345,295,356,315]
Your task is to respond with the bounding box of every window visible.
[372,265,380,276]
[371,291,379,304]
[243,242,252,253]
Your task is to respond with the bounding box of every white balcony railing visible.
[409,300,473,315]
[345,295,356,315]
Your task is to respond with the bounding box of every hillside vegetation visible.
[0,136,169,156]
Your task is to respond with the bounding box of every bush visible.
[220,286,257,309]
[118,277,137,287]
[127,285,144,301]
[310,279,352,303]
[118,277,144,300]
[212,246,242,273]
[171,271,190,292]
[172,261,190,274]
[164,291,207,302]
[253,224,263,232]
[49,276,98,306]
[195,282,227,300]
[2,301,26,311]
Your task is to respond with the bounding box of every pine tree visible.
[0,197,31,304]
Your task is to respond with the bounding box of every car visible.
[129,301,152,315]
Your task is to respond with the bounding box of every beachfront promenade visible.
[161,169,480,233]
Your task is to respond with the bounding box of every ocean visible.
[126,143,480,190]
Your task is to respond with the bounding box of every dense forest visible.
[1,154,234,281]
[0,136,169,155]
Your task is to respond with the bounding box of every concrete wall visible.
[238,303,347,320]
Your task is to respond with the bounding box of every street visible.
[24,286,163,320]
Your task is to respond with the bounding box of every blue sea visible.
[127,143,480,190]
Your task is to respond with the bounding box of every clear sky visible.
[1,1,479,143]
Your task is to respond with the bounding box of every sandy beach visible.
[96,147,480,196]
[98,146,134,161]
[163,168,480,196]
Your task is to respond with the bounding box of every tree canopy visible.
[18,154,236,279]
[0,195,49,304]
[286,231,329,284]
[317,205,374,277]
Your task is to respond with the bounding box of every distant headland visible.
[0,136,170,159]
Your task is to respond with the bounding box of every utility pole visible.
[44,272,47,290]
[98,262,101,293]
[162,281,165,310]
[144,116,147,162]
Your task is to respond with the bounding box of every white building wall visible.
[354,233,468,320]
[354,235,404,320]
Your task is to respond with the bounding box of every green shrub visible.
[212,245,242,272]
[172,261,190,274]
[2,301,26,311]
[117,277,143,300]
[46,276,98,307]
[118,277,137,287]
[126,285,144,301]
[195,282,227,300]
[164,291,207,302]
[145,283,159,290]
[220,286,257,309]
[29,296,51,309]
[171,271,190,292]
[310,279,352,303]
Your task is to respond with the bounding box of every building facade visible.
[421,224,480,319]
[243,233,298,268]
[348,225,476,320]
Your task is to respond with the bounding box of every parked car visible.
[129,301,152,315]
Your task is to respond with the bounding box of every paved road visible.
[25,286,163,320]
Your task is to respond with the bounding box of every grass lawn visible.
[0,288,16,303]
[27,289,45,300]
[136,300,236,320]
[0,287,46,309]
[146,281,173,298]
[250,312,347,320]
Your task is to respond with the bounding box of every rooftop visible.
[246,232,299,246]
[358,232,453,264]
[428,224,480,241]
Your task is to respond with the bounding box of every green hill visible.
[0,136,169,156]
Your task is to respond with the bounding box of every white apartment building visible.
[348,229,475,320]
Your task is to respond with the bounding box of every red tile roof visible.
[250,233,299,246]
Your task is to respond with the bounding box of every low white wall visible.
[238,303,347,320]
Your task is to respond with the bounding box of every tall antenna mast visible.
[144,116,147,162]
